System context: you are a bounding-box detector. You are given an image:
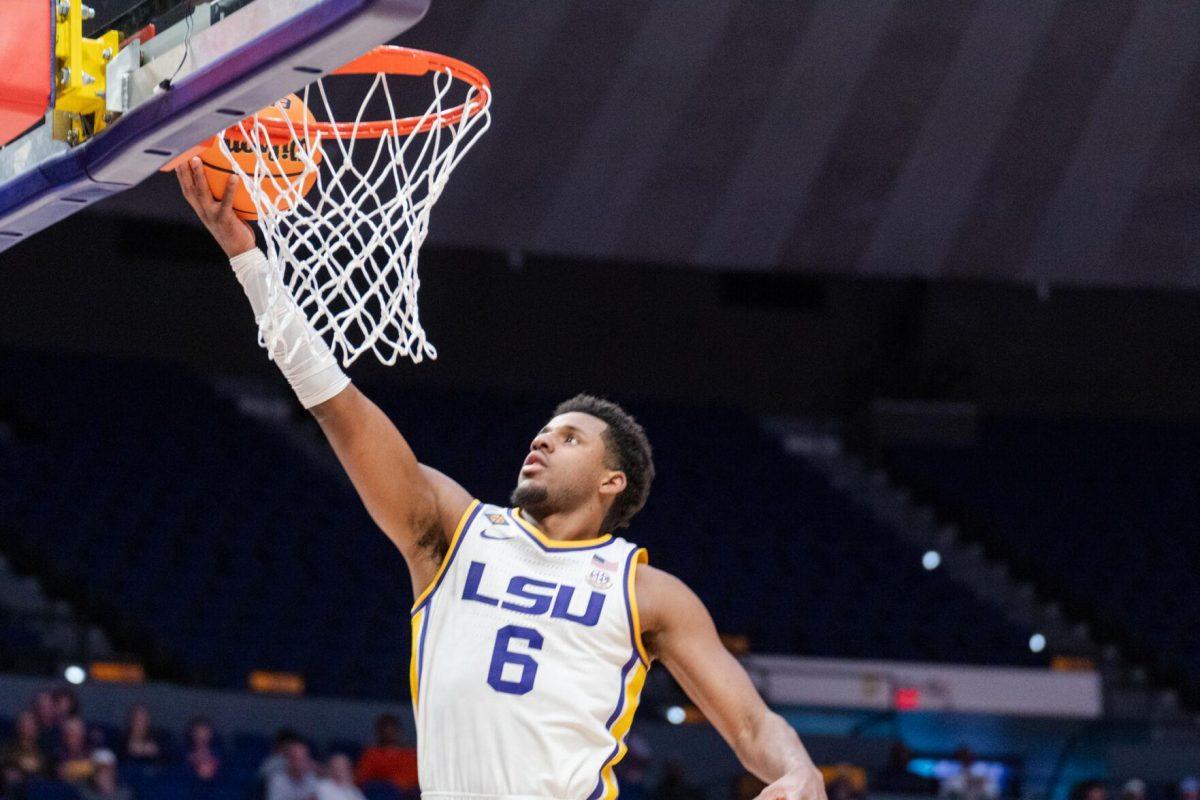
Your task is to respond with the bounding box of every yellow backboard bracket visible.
[54,0,121,144]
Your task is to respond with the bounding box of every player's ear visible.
[599,470,626,498]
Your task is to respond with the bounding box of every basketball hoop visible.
[218,46,492,367]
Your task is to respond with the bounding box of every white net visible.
[219,55,491,367]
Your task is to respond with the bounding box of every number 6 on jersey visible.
[487,625,544,695]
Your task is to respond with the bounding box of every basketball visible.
[201,94,322,220]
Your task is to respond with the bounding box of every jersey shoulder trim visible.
[411,499,482,613]
[624,547,650,666]
[508,507,614,551]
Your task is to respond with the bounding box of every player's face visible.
[512,412,616,517]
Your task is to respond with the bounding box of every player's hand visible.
[175,156,257,259]
[754,767,827,800]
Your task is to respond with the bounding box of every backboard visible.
[0,0,430,252]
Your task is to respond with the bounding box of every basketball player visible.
[177,160,828,800]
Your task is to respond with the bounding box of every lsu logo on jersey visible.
[462,561,607,627]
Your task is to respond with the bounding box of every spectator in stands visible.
[79,749,131,800]
[354,715,416,791]
[260,729,303,783]
[649,760,702,800]
[184,717,220,782]
[53,689,103,752]
[316,754,365,800]
[250,729,304,800]
[31,691,59,752]
[52,688,80,721]
[267,740,318,800]
[119,704,160,764]
[939,748,998,800]
[55,716,94,785]
[31,691,57,729]
[1070,779,1108,800]
[1121,779,1146,800]
[1,710,46,778]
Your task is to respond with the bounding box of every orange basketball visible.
[201,94,322,220]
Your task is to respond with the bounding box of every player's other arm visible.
[175,159,472,574]
[639,566,826,800]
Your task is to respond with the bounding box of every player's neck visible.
[519,503,607,542]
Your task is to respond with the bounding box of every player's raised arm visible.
[175,158,472,581]
[638,566,827,800]
[309,386,472,564]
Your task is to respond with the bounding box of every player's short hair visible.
[554,394,654,530]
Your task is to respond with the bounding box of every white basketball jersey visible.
[410,500,650,800]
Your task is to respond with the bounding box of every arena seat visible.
[890,416,1200,693]
[0,350,1043,699]
[22,777,82,800]
[362,781,407,800]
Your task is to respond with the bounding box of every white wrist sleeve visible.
[229,248,350,409]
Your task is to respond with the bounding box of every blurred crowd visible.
[0,687,419,800]
[7,686,1192,800]
[0,685,880,800]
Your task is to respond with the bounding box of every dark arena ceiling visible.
[93,0,1200,290]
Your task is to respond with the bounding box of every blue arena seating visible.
[889,417,1200,693]
[0,350,1044,699]
[22,777,85,800]
[0,616,53,672]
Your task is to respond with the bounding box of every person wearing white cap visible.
[1121,779,1146,800]
[79,749,131,800]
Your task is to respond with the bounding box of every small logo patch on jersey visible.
[586,569,614,591]
[480,527,515,540]
[486,513,508,525]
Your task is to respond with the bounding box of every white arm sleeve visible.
[229,248,350,409]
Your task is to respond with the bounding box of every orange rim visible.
[246,46,490,141]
